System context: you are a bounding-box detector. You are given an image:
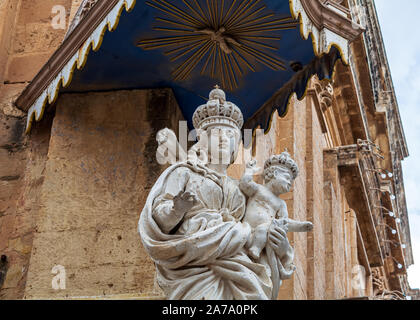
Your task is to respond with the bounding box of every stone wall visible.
[306,97,328,300]
[323,150,346,298]
[21,88,183,299]
[0,103,27,298]
[0,0,75,299]
[0,0,73,110]
[0,107,53,299]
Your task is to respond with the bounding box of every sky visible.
[374,0,420,289]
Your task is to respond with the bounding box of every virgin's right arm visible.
[239,168,259,198]
[151,167,190,234]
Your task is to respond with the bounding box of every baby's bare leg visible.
[287,218,313,232]
[249,222,271,260]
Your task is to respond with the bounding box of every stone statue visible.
[138,87,301,300]
[240,155,313,262]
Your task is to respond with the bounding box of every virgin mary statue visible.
[138,87,295,300]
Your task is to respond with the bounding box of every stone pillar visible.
[276,95,309,300]
[23,89,183,299]
[323,149,346,299]
[305,94,328,300]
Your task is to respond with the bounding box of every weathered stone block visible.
[13,23,67,55]
[24,89,183,299]
[17,0,72,24]
[5,52,54,83]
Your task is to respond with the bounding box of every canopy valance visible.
[15,0,363,133]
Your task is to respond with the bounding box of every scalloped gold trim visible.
[249,0,347,140]
[251,56,341,141]
[26,0,137,134]
[289,0,349,65]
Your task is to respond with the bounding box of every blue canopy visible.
[59,0,342,131]
[19,0,346,132]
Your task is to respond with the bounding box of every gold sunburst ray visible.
[155,17,197,30]
[164,39,204,56]
[156,0,203,26]
[145,1,200,27]
[169,40,206,62]
[230,52,244,77]
[231,46,255,72]
[237,44,285,70]
[138,0,299,89]
[225,0,262,29]
[182,0,207,24]
[219,0,225,25]
[201,43,216,75]
[240,38,279,51]
[231,19,298,32]
[222,0,238,25]
[205,0,214,28]
[236,7,270,26]
[191,0,209,24]
[174,40,213,80]
[152,27,198,33]
[210,43,217,77]
[224,0,253,28]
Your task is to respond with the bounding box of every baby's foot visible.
[249,246,261,260]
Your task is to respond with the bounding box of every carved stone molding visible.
[308,77,334,135]
[334,144,384,266]
[372,267,387,294]
[290,0,364,63]
[371,267,405,300]
[66,0,100,38]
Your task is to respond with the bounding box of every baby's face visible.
[271,167,293,194]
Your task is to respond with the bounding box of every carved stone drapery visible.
[371,267,405,300]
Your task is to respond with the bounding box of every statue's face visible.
[271,167,293,194]
[205,125,241,165]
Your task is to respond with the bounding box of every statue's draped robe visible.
[139,163,294,300]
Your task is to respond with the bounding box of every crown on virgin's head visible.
[264,150,299,180]
[192,86,244,131]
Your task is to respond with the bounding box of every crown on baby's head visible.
[264,150,299,180]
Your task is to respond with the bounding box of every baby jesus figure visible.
[239,151,313,260]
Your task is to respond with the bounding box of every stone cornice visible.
[15,0,120,113]
[300,0,363,41]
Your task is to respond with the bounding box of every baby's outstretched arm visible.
[275,201,313,232]
[239,160,260,197]
[287,219,313,232]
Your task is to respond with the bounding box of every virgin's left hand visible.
[268,219,290,257]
